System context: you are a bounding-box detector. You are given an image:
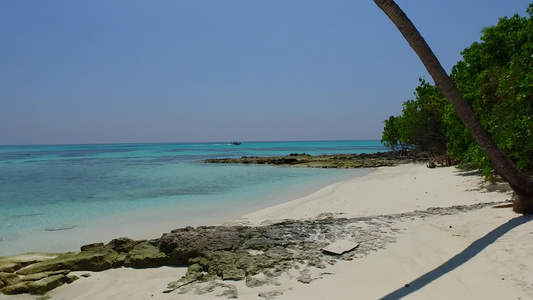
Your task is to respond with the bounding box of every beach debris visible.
[492,203,514,209]
[174,281,238,299]
[245,274,277,288]
[164,264,205,293]
[258,289,286,299]
[321,241,360,255]
[297,269,312,284]
[216,283,239,298]
[426,154,454,168]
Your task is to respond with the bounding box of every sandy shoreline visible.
[2,163,533,299]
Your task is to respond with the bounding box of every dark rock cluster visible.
[201,152,421,168]
[0,200,505,296]
[0,238,166,295]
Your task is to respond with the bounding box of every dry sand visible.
[3,163,533,300]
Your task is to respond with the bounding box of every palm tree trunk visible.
[374,0,533,213]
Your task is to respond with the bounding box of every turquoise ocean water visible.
[0,140,386,255]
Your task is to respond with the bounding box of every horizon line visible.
[0,139,383,147]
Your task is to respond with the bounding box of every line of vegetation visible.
[380,4,533,180]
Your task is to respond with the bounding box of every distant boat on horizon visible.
[231,142,241,145]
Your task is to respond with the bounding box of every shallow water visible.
[0,140,385,255]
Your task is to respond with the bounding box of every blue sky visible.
[1,1,531,145]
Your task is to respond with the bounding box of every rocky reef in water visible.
[201,152,420,168]
[0,201,505,297]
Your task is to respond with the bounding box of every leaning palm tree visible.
[374,0,533,214]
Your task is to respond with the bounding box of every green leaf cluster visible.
[381,78,448,154]
[382,3,533,177]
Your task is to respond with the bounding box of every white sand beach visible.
[3,163,533,300]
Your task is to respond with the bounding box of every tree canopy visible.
[381,3,533,178]
[381,78,447,155]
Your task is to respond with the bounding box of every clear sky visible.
[1,1,531,145]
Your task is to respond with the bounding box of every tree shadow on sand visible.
[454,169,483,177]
[380,215,533,300]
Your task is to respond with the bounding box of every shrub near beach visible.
[381,4,533,179]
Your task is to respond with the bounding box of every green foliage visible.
[381,115,402,151]
[381,78,448,154]
[447,4,533,176]
[383,3,533,176]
